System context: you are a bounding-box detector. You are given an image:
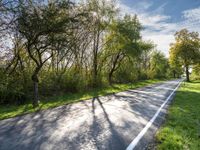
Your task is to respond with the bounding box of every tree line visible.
[0,0,199,107]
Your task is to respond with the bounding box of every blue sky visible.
[119,0,200,56]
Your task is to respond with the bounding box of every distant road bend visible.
[0,79,182,150]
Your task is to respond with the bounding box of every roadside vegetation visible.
[156,80,200,150]
[0,0,199,120]
[0,79,164,120]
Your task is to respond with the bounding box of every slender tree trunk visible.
[93,55,98,87]
[173,70,176,78]
[33,80,39,107]
[185,65,190,82]
[108,53,122,85]
[93,50,98,87]
[31,68,40,107]
[92,25,100,87]
[108,69,114,85]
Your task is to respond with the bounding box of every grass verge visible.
[0,79,165,120]
[156,80,200,150]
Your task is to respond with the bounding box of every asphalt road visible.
[0,79,182,150]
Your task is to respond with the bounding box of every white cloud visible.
[118,1,174,56]
[133,1,153,11]
[142,33,174,56]
[180,7,200,31]
[183,6,200,20]
[118,1,200,57]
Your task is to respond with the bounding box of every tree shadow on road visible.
[90,97,126,149]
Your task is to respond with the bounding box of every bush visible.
[0,70,28,105]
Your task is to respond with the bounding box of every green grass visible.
[0,79,165,120]
[156,80,200,150]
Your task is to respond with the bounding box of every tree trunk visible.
[173,70,176,78]
[32,68,40,107]
[33,80,39,107]
[108,70,114,85]
[108,53,122,85]
[185,65,190,82]
[93,57,98,87]
[92,25,100,87]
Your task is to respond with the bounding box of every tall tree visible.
[103,15,144,84]
[85,0,117,86]
[17,0,79,107]
[170,29,200,82]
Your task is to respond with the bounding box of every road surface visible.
[0,79,182,150]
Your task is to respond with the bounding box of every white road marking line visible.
[126,80,182,150]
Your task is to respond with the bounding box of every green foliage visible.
[148,50,169,79]
[115,61,139,83]
[169,29,200,81]
[0,70,29,105]
[191,64,200,80]
[102,15,154,84]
